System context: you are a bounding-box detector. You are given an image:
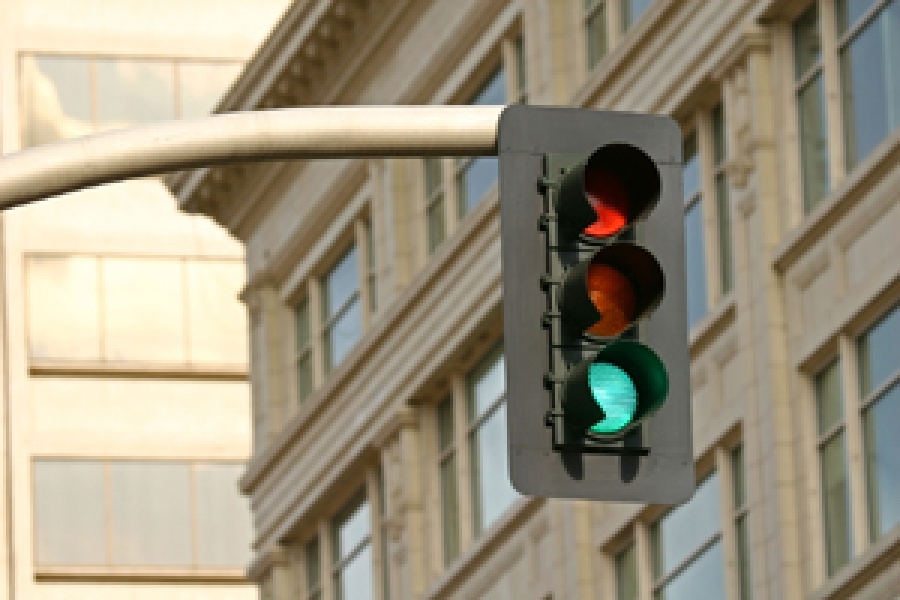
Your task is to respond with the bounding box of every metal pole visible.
[0,106,504,210]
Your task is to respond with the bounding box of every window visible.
[814,360,852,574]
[289,217,377,410]
[614,447,750,599]
[467,347,518,534]
[306,537,322,600]
[622,0,654,29]
[805,302,900,580]
[455,67,505,218]
[20,54,240,147]
[33,460,251,570]
[683,131,707,329]
[858,302,900,540]
[421,43,520,256]
[295,298,313,405]
[838,0,900,170]
[432,343,518,565]
[585,0,609,69]
[731,445,753,599]
[332,492,374,600]
[794,4,831,212]
[424,157,446,254]
[437,395,461,564]
[712,105,734,295]
[793,0,900,213]
[683,104,732,331]
[651,474,727,599]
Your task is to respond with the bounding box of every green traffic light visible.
[587,362,637,434]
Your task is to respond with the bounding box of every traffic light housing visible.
[499,105,693,503]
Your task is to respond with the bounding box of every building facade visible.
[171,0,900,598]
[0,0,289,597]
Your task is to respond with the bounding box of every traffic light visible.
[499,105,693,503]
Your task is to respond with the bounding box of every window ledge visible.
[423,496,543,600]
[29,359,247,380]
[809,524,900,600]
[689,294,736,358]
[774,129,900,274]
[34,566,249,584]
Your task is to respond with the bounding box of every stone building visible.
[0,0,289,597]
[171,0,900,598]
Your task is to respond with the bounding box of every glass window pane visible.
[468,348,506,419]
[840,2,900,169]
[586,2,608,69]
[616,543,639,600]
[26,255,102,361]
[306,537,321,592]
[798,73,830,212]
[623,0,654,29]
[652,473,721,578]
[177,61,242,119]
[427,193,446,253]
[296,300,310,349]
[820,433,852,574]
[335,495,371,561]
[794,4,822,78]
[95,58,176,130]
[109,461,192,566]
[732,445,746,509]
[325,297,361,369]
[102,258,187,362]
[685,201,707,328]
[440,454,460,564]
[471,68,506,106]
[195,463,253,567]
[715,172,733,294]
[21,55,93,147]
[424,158,443,195]
[736,514,752,600]
[515,36,528,100]
[837,0,879,35]
[34,461,107,566]
[469,401,518,534]
[863,382,900,539]
[437,396,455,450]
[457,157,499,216]
[815,360,844,434]
[297,353,313,404]
[712,104,727,164]
[325,247,360,318]
[858,303,900,396]
[335,543,373,600]
[365,222,377,313]
[682,133,700,200]
[654,539,726,600]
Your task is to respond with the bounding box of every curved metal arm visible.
[0,106,504,210]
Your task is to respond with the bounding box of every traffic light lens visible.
[586,263,636,336]
[583,168,629,238]
[587,362,638,434]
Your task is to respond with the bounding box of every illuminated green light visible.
[587,362,638,434]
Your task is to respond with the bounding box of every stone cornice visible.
[168,0,396,229]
